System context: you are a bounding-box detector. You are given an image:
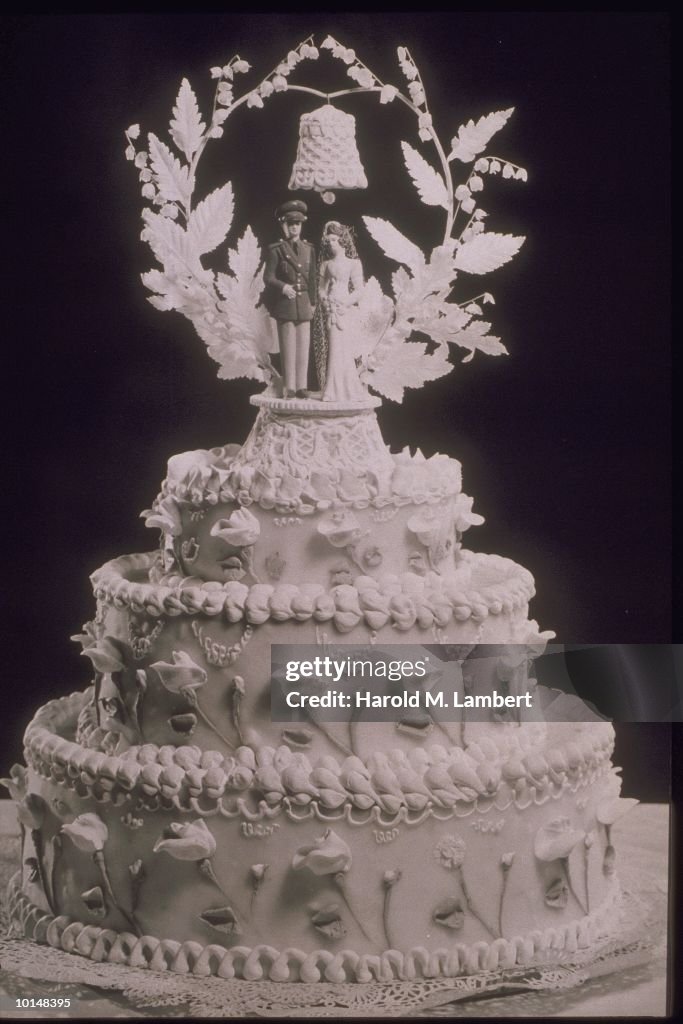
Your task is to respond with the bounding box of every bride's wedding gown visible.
[320,256,367,402]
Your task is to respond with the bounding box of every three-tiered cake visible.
[4,395,633,982]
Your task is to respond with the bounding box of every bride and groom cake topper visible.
[264,200,366,402]
[124,34,527,404]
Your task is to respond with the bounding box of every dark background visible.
[2,13,671,796]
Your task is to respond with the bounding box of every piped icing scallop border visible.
[24,691,616,824]
[7,872,621,983]
[90,550,537,632]
[151,442,465,518]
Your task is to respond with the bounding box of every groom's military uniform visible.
[263,237,317,322]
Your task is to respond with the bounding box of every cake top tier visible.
[152,402,462,514]
[141,403,480,586]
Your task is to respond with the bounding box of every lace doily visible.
[1,872,665,1017]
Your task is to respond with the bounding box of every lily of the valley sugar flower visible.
[61,813,109,853]
[317,510,363,549]
[151,651,207,693]
[153,819,217,861]
[292,828,352,875]
[210,507,261,547]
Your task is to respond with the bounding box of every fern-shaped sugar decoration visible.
[452,321,507,363]
[170,79,206,161]
[187,184,235,256]
[141,209,203,275]
[454,233,525,274]
[213,227,274,381]
[401,142,450,209]
[147,133,193,206]
[361,331,451,403]
[448,108,515,163]
[362,217,425,273]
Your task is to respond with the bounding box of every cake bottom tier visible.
[8,872,621,983]
[10,694,629,982]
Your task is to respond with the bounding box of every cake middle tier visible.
[82,549,550,760]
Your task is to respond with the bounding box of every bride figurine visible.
[314,221,367,402]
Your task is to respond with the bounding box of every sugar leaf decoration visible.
[187,184,235,256]
[147,133,193,205]
[448,108,515,163]
[401,142,449,209]
[170,79,206,161]
[361,334,451,403]
[362,217,424,273]
[454,233,525,274]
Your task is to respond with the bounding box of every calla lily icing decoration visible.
[1,784,57,916]
[151,651,235,749]
[211,507,261,546]
[80,885,106,918]
[61,813,141,935]
[534,817,587,914]
[292,828,372,941]
[596,795,639,878]
[154,818,244,929]
[209,507,260,581]
[78,634,148,745]
[142,494,185,571]
[153,818,216,861]
[317,510,369,574]
[126,34,527,402]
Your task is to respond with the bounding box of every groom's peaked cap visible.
[277,200,308,223]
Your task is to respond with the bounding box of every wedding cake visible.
[3,35,636,986]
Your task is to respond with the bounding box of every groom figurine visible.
[264,201,317,398]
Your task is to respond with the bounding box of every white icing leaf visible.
[353,276,394,360]
[170,78,206,161]
[147,133,192,205]
[362,332,451,402]
[187,183,234,256]
[455,322,508,363]
[208,226,273,381]
[454,233,525,274]
[362,216,424,272]
[401,142,450,209]
[141,209,202,275]
[193,314,269,383]
[448,108,515,163]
